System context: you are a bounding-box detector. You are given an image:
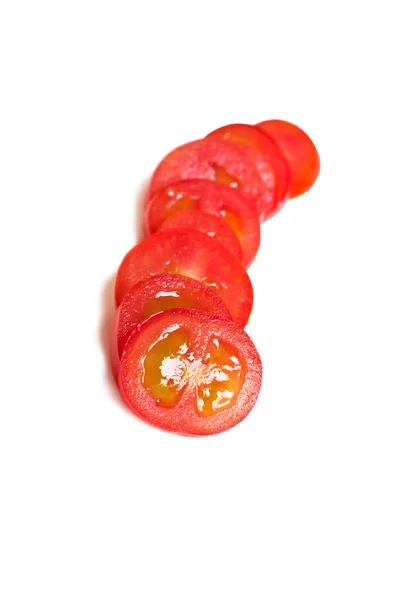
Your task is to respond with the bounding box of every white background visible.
[1,1,396,598]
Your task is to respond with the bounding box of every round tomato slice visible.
[158,209,243,262]
[207,123,291,220]
[114,228,253,328]
[146,180,260,268]
[118,308,262,436]
[148,138,272,221]
[256,119,320,198]
[111,273,232,373]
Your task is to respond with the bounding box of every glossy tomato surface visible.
[111,274,232,373]
[118,309,262,436]
[147,138,272,221]
[115,229,253,327]
[146,180,260,268]
[256,119,320,198]
[207,123,291,220]
[158,209,242,262]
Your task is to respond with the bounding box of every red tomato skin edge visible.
[110,310,159,382]
[118,309,263,437]
[109,307,121,381]
[110,310,159,383]
[256,120,320,198]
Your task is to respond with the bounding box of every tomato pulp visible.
[207,123,291,220]
[146,180,260,268]
[147,138,273,222]
[118,309,262,436]
[256,119,320,198]
[111,274,232,374]
[158,209,243,262]
[115,228,253,328]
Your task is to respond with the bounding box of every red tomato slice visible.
[146,180,260,268]
[148,138,272,222]
[256,119,320,198]
[115,228,253,328]
[111,274,232,374]
[207,123,291,220]
[118,308,262,436]
[158,209,243,262]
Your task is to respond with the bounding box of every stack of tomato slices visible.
[111,119,320,436]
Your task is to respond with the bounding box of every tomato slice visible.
[158,209,243,262]
[256,119,320,198]
[111,273,232,374]
[148,138,272,222]
[207,123,291,220]
[118,308,262,436]
[146,180,260,268]
[115,228,253,328]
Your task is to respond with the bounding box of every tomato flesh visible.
[207,123,291,219]
[158,209,243,262]
[143,326,191,408]
[111,273,232,374]
[256,119,320,198]
[118,309,262,436]
[115,228,253,327]
[147,138,272,221]
[146,180,260,268]
[196,336,243,417]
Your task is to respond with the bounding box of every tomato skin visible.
[118,309,262,436]
[207,123,291,220]
[147,138,273,221]
[111,273,233,374]
[146,180,260,268]
[115,229,253,328]
[256,119,320,198]
[110,308,122,381]
[158,209,243,262]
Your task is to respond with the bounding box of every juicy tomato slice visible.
[207,123,291,220]
[256,119,320,198]
[146,180,260,268]
[111,273,232,373]
[118,308,262,436]
[158,209,243,262]
[147,138,272,222]
[114,228,253,328]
